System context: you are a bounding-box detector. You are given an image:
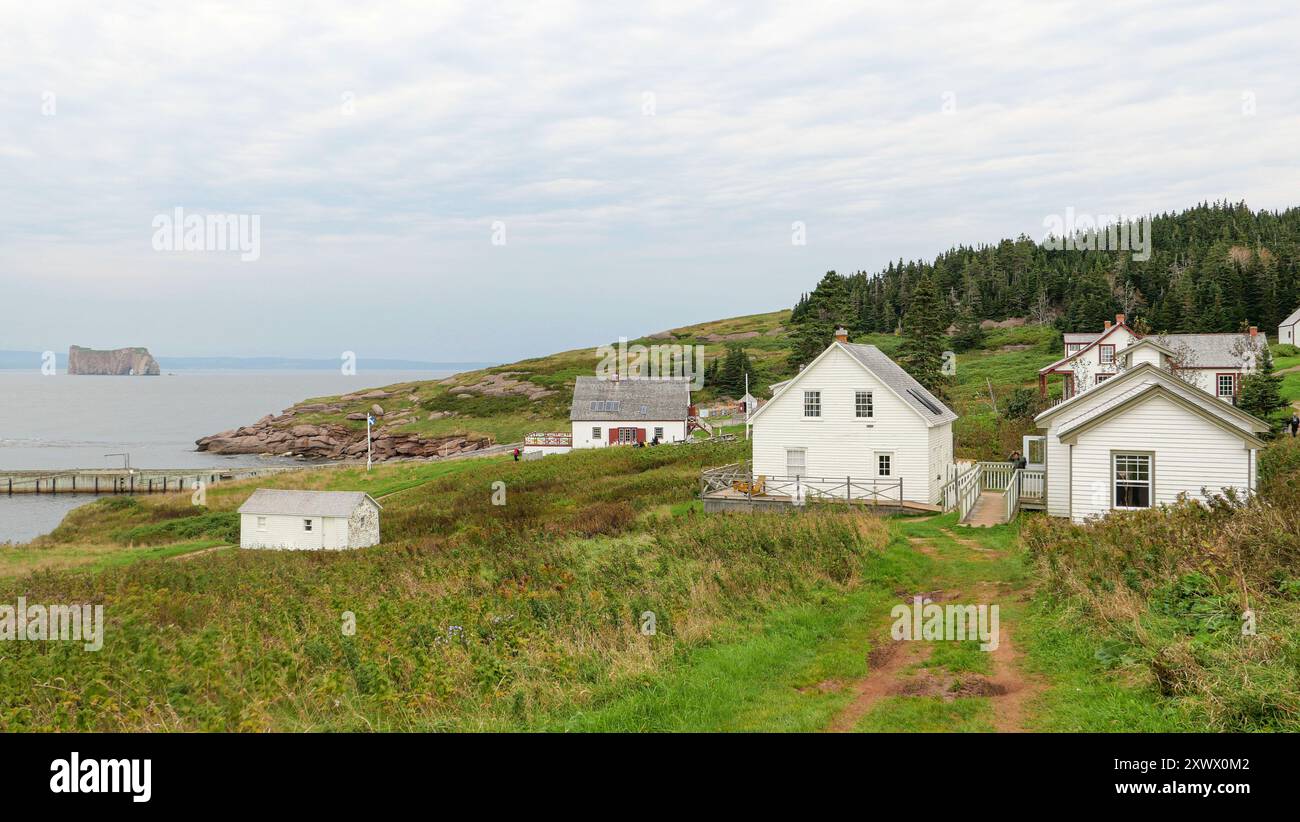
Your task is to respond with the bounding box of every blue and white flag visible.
[367,414,375,426]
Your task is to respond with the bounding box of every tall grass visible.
[1024,443,1300,730]
[0,441,897,731]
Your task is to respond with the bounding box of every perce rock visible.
[67,346,161,376]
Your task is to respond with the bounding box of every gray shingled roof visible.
[1281,307,1300,328]
[1151,333,1258,368]
[1063,332,1101,344]
[840,343,958,425]
[570,376,691,421]
[238,489,379,517]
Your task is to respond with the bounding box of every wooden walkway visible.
[0,466,296,496]
[961,490,1008,527]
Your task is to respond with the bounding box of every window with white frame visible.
[855,390,873,418]
[256,516,267,530]
[1096,373,1112,385]
[303,519,314,532]
[876,452,893,477]
[786,448,806,477]
[654,427,664,440]
[1113,454,1152,509]
[592,427,601,440]
[1217,374,1237,398]
[1099,344,1115,365]
[803,390,821,417]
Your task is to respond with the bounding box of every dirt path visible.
[825,528,1044,733]
[828,632,933,732]
[170,545,231,561]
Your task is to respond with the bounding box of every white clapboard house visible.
[238,489,382,550]
[1039,313,1262,402]
[746,329,957,506]
[570,375,692,447]
[1029,360,1269,524]
[1279,306,1300,346]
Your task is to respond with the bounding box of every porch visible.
[698,462,941,515]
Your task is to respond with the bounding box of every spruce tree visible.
[898,271,950,398]
[1238,344,1288,432]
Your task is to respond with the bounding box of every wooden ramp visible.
[960,490,1008,527]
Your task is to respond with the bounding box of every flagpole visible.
[744,372,750,440]
[366,414,373,472]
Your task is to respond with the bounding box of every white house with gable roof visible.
[1039,313,1262,403]
[570,375,693,447]
[747,328,957,505]
[1030,363,1269,523]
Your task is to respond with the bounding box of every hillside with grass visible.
[206,307,1073,463]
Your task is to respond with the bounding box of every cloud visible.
[1,0,1297,360]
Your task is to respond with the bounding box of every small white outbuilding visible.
[238,489,382,550]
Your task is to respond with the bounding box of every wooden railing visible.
[700,462,903,506]
[1004,469,1021,522]
[941,464,980,517]
[1003,468,1046,521]
[1020,469,1045,501]
[980,461,1015,492]
[956,465,982,520]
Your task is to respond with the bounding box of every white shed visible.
[238,489,382,550]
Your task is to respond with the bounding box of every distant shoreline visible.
[0,351,495,372]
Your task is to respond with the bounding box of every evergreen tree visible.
[1238,344,1288,432]
[715,345,755,397]
[898,271,950,398]
[787,271,852,368]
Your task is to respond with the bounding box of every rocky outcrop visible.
[195,407,494,462]
[68,346,161,376]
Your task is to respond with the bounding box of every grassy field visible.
[8,432,1299,731]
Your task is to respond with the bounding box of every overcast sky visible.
[1,1,1297,362]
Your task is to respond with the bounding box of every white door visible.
[1022,436,1046,470]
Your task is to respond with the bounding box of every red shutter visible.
[636,428,646,443]
[608,427,619,444]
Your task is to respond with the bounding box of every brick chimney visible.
[834,327,849,343]
[1116,313,1126,326]
[1104,320,1112,330]
[1250,326,1258,337]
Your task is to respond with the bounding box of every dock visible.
[0,466,298,496]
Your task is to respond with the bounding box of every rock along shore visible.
[195,389,495,461]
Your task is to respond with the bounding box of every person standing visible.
[1289,413,1299,437]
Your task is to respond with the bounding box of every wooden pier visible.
[0,466,297,496]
